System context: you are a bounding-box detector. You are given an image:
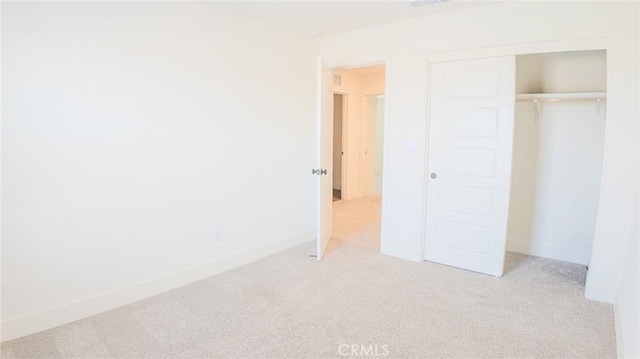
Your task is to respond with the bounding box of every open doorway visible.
[328,64,386,253]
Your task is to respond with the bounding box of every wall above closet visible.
[516,50,607,94]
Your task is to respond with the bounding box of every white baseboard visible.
[614,303,624,359]
[1,232,313,342]
[506,238,591,265]
[584,270,616,304]
[381,241,423,262]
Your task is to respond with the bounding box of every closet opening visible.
[506,50,607,275]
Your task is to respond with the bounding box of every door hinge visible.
[312,169,328,175]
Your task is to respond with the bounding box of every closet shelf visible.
[516,92,606,102]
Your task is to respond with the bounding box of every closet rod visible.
[516,92,606,102]
[517,92,607,124]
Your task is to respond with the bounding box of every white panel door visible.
[424,56,515,276]
[316,56,333,260]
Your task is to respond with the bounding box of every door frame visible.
[333,91,348,200]
[422,38,609,277]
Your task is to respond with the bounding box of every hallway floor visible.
[1,197,616,358]
[328,196,382,254]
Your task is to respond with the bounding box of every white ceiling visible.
[215,1,496,37]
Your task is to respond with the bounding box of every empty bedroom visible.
[1,1,638,358]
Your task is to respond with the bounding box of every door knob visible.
[430,173,437,179]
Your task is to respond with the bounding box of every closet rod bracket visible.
[595,98,605,121]
[533,99,542,126]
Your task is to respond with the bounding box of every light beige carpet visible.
[1,197,616,358]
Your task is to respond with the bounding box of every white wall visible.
[615,188,639,358]
[361,72,385,197]
[1,2,317,340]
[319,1,639,306]
[374,97,385,196]
[508,102,605,265]
[333,94,343,190]
[516,50,607,94]
[362,95,378,196]
[361,72,385,95]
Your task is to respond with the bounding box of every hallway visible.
[327,196,382,255]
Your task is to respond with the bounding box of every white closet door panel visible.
[438,184,495,217]
[440,148,497,177]
[443,68,499,98]
[442,109,499,137]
